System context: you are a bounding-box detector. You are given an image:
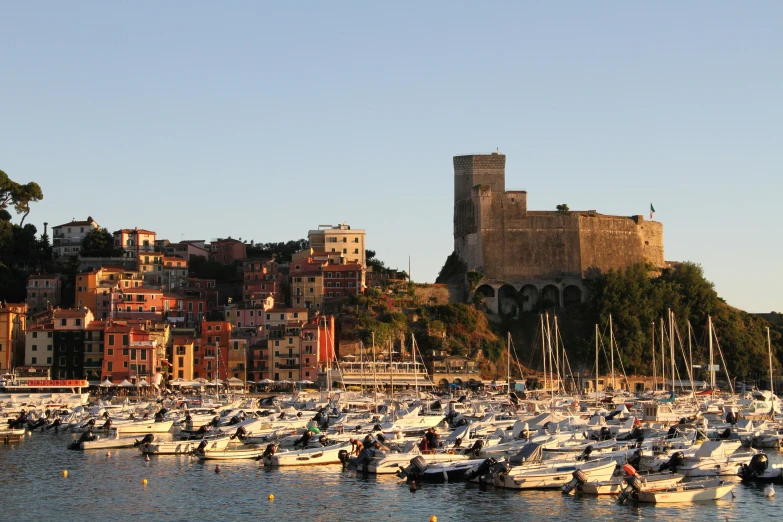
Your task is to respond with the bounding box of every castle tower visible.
[453,153,506,204]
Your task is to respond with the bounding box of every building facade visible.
[308,223,366,267]
[52,216,99,258]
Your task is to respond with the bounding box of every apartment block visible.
[308,223,366,267]
[26,274,61,312]
[52,216,99,258]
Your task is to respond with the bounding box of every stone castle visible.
[453,153,665,314]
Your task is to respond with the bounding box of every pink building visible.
[26,274,61,312]
[209,237,247,265]
[113,228,157,260]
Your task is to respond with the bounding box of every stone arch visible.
[475,284,495,298]
[541,284,561,309]
[438,378,449,389]
[518,284,539,313]
[563,285,583,307]
[498,284,518,316]
[452,378,463,388]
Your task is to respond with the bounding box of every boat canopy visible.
[510,442,543,465]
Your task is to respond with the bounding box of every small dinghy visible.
[621,478,736,503]
[264,441,352,467]
[580,464,684,495]
[397,456,495,484]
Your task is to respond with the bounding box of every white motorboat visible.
[368,449,469,474]
[580,472,684,495]
[264,441,352,467]
[140,435,233,455]
[624,478,736,503]
[195,444,266,460]
[78,428,150,450]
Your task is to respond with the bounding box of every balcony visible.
[277,363,300,370]
[83,359,103,369]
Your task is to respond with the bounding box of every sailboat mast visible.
[507,332,511,396]
[651,322,657,392]
[545,312,554,394]
[609,314,615,391]
[372,332,378,413]
[688,321,694,396]
[767,326,774,394]
[669,309,675,392]
[660,318,666,390]
[595,324,599,396]
[708,316,715,391]
[413,333,419,398]
[554,316,560,393]
[541,315,547,393]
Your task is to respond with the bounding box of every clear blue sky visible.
[1,3,781,313]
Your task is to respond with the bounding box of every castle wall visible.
[452,153,666,284]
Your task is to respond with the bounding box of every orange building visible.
[113,228,156,260]
[0,303,27,371]
[209,237,247,265]
[101,323,157,383]
[195,320,231,381]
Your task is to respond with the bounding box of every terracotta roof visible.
[85,322,106,331]
[53,218,96,228]
[26,323,54,331]
[172,336,194,344]
[28,274,59,280]
[266,308,308,314]
[122,288,163,295]
[114,228,156,235]
[53,308,90,318]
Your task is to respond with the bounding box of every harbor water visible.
[3,432,780,521]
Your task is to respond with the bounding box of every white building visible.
[52,216,100,258]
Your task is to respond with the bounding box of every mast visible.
[545,313,554,395]
[507,332,511,396]
[708,316,715,391]
[413,333,419,399]
[688,321,694,397]
[669,309,675,392]
[389,338,394,409]
[651,322,657,392]
[595,324,599,397]
[660,318,665,390]
[372,332,378,413]
[541,315,547,393]
[360,339,364,392]
[768,326,774,394]
[609,314,614,391]
[554,316,560,394]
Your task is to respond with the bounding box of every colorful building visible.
[113,228,157,260]
[171,336,196,380]
[50,308,94,379]
[0,303,27,371]
[209,237,247,265]
[52,216,99,258]
[26,274,61,312]
[308,223,366,267]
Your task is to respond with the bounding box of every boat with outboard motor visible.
[264,440,353,467]
[620,478,736,503]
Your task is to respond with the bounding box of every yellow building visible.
[308,223,366,267]
[228,337,248,384]
[0,303,27,371]
[171,336,195,380]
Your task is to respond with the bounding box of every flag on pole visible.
[650,203,656,220]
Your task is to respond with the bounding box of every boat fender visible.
[623,464,637,477]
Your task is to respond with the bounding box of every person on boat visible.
[293,429,313,449]
[349,437,363,456]
[373,440,389,452]
[424,428,439,454]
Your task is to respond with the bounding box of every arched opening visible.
[519,285,539,312]
[541,284,560,309]
[438,378,449,389]
[563,285,583,307]
[452,378,463,388]
[498,284,518,316]
[475,284,495,298]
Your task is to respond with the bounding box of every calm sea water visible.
[2,431,779,521]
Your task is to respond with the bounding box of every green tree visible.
[81,227,124,257]
[556,204,570,214]
[0,169,44,226]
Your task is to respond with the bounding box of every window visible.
[123,349,129,356]
[123,361,128,368]
[233,341,239,350]
[140,350,147,360]
[266,314,270,321]
[122,335,129,345]
[107,348,113,356]
[32,332,38,339]
[176,347,186,355]
[178,357,184,367]
[354,249,359,254]
[274,341,279,347]
[354,237,359,243]
[47,344,52,351]
[107,362,113,371]
[215,325,221,331]
[59,356,66,365]
[48,331,52,338]
[151,307,156,313]
[342,237,347,243]
[108,334,114,345]
[138,306,143,312]
[279,314,284,320]
[288,337,293,344]
[32,345,37,351]
[61,319,67,326]
[31,357,37,364]
[178,370,184,378]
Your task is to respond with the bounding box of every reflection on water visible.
[1,432,778,521]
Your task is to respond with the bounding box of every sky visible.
[1,3,781,313]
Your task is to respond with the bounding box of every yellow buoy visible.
[62,470,68,477]
[142,479,148,485]
[429,517,437,522]
[268,494,274,501]
[106,451,111,457]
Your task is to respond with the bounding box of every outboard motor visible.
[262,443,277,462]
[230,426,247,440]
[562,469,588,494]
[577,445,594,462]
[619,472,647,503]
[337,449,350,468]
[210,415,220,427]
[599,426,611,441]
[46,418,62,431]
[739,453,769,480]
[658,451,685,473]
[718,428,732,440]
[194,439,208,454]
[69,429,96,450]
[627,449,643,470]
[726,411,738,425]
[666,426,679,439]
[468,439,484,457]
[372,423,383,433]
[101,418,113,430]
[134,434,155,447]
